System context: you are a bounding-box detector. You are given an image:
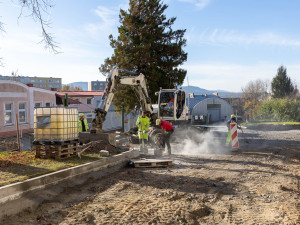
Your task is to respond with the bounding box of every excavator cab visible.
[158,89,187,121]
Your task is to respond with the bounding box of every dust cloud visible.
[172,127,231,155]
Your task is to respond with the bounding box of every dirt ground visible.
[1,125,299,225]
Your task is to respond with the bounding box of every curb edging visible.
[0,149,140,219]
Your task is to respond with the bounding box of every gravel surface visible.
[2,125,299,225]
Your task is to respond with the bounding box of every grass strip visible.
[0,150,106,187]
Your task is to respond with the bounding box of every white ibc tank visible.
[34,107,79,141]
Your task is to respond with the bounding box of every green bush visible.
[257,99,299,122]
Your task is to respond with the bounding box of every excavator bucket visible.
[108,133,116,146]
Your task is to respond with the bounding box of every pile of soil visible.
[80,140,126,155]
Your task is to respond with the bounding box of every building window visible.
[56,84,60,88]
[31,79,35,82]
[45,102,51,107]
[55,80,60,83]
[18,102,27,123]
[86,98,93,105]
[38,79,43,83]
[35,102,42,107]
[49,84,53,88]
[49,80,53,83]
[85,113,94,126]
[4,103,14,125]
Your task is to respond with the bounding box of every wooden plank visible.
[132,159,172,168]
[35,142,79,159]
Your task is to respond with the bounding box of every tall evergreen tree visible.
[100,0,187,111]
[271,66,294,98]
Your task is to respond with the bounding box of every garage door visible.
[207,104,221,122]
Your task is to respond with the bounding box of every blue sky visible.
[0,0,300,92]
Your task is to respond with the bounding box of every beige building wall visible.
[0,80,56,138]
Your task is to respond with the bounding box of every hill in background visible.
[65,82,242,98]
[180,85,242,98]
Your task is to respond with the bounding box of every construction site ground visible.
[1,125,299,225]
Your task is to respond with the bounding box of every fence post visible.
[16,113,21,152]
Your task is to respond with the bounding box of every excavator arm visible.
[91,67,154,133]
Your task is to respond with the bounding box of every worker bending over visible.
[78,113,89,132]
[136,111,150,153]
[156,119,174,155]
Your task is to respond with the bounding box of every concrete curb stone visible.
[0,149,140,219]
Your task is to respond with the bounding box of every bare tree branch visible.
[17,0,60,53]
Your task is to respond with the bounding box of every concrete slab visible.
[0,149,140,219]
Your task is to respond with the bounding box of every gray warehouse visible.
[187,94,234,124]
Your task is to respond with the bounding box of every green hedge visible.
[257,99,299,122]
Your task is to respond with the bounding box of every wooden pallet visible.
[131,159,172,168]
[35,142,79,159]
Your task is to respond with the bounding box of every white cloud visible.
[194,29,300,47]
[178,0,211,9]
[86,6,119,34]
[195,0,211,9]
[182,62,300,92]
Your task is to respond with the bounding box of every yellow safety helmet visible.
[79,113,84,117]
[156,119,161,125]
[231,114,236,118]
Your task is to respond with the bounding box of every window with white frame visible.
[86,98,93,105]
[4,103,14,125]
[18,102,27,123]
[35,102,42,107]
[45,102,51,107]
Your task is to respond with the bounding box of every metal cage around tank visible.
[34,107,79,143]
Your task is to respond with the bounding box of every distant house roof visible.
[186,94,219,112]
[57,91,104,96]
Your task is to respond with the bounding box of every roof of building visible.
[186,94,219,112]
[0,80,56,94]
[57,91,104,96]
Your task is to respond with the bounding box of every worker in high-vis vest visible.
[136,111,150,153]
[78,113,89,132]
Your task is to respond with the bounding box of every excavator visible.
[81,66,189,149]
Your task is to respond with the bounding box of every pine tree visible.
[100,0,187,111]
[271,66,294,98]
